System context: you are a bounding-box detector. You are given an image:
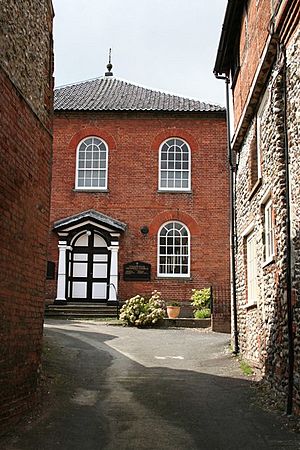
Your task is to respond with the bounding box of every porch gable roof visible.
[53,209,127,233]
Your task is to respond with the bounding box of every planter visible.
[166,306,181,319]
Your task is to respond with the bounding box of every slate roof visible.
[54,77,224,113]
[53,209,127,232]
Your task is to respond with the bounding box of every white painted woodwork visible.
[93,263,107,278]
[75,234,89,246]
[92,283,107,299]
[108,245,119,302]
[93,254,108,262]
[72,281,87,298]
[56,225,122,302]
[94,234,106,247]
[73,262,88,278]
[56,241,68,301]
[73,253,88,261]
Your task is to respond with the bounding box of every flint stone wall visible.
[235,28,300,410]
[0,0,53,129]
[287,28,300,414]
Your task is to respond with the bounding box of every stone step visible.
[46,306,117,312]
[47,303,117,307]
[45,312,118,318]
[45,303,119,319]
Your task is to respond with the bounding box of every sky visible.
[52,0,227,106]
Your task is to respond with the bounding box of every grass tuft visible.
[239,359,254,376]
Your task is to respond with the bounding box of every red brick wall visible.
[233,0,272,126]
[0,67,52,430]
[47,111,230,305]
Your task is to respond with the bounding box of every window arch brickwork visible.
[149,210,200,237]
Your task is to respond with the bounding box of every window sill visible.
[155,276,192,281]
[157,190,192,194]
[262,257,275,268]
[73,189,109,193]
[242,302,257,310]
[248,178,262,201]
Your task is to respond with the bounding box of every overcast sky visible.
[53,0,227,105]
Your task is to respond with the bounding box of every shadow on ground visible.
[1,323,300,450]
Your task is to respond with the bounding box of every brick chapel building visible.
[47,66,230,330]
[214,0,300,413]
[0,0,54,430]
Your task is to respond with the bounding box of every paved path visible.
[3,320,300,450]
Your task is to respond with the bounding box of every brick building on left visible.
[0,0,54,430]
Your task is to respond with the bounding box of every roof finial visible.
[105,48,113,76]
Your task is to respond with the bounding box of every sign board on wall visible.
[123,261,151,281]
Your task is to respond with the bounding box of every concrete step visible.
[45,312,118,318]
[45,303,119,319]
[47,307,117,312]
[47,303,116,307]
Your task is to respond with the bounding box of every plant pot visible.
[167,306,181,319]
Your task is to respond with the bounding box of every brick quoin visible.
[47,110,230,318]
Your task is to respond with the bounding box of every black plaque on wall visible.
[123,261,151,281]
[46,261,56,280]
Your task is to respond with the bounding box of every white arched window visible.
[158,221,190,277]
[159,138,191,191]
[76,137,108,189]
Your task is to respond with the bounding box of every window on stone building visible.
[75,137,108,189]
[249,126,259,189]
[246,230,258,305]
[249,89,269,191]
[256,90,269,178]
[158,221,190,277]
[159,138,191,191]
[264,198,275,263]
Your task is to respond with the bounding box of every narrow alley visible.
[2,321,299,450]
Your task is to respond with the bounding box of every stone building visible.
[0,0,53,429]
[46,69,231,331]
[214,0,300,413]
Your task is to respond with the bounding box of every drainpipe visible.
[214,73,239,354]
[281,44,294,415]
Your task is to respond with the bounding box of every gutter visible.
[214,73,239,355]
[214,0,245,75]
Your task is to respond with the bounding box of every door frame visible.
[67,228,111,302]
[53,210,125,305]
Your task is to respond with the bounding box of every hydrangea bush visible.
[191,288,211,318]
[120,291,166,327]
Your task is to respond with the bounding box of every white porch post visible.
[108,244,119,303]
[55,240,68,304]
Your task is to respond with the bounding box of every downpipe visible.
[214,73,239,354]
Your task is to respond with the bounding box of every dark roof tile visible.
[54,77,225,113]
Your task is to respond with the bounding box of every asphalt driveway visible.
[2,320,300,450]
